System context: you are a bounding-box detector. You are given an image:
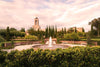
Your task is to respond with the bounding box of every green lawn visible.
[0,40,27,43]
[0,40,27,49]
[81,38,100,41]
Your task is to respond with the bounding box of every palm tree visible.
[89,18,100,37]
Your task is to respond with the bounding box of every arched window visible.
[35,20,38,25]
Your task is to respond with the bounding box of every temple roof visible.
[35,17,38,19]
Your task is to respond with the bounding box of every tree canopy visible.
[89,18,100,37]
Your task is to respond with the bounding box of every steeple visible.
[34,17,39,25]
[33,17,40,30]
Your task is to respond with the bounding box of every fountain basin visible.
[32,44,69,50]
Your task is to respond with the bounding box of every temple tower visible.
[33,17,40,30]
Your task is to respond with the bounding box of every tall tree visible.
[52,26,54,38]
[82,28,85,32]
[64,27,66,34]
[6,26,10,41]
[54,25,57,38]
[75,27,77,33]
[89,18,100,37]
[10,28,17,31]
[45,26,48,38]
[20,28,25,32]
[28,27,35,35]
[49,26,51,37]
[61,28,64,38]
[86,31,91,45]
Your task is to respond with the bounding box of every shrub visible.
[11,40,14,46]
[41,39,45,44]
[97,41,100,45]
[25,35,38,40]
[57,37,60,43]
[86,32,92,45]
[0,50,7,66]
[0,36,5,42]
[77,32,86,38]
[0,29,6,39]
[64,32,80,41]
[0,47,100,67]
[0,42,4,47]
[16,37,22,39]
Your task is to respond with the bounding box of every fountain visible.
[48,37,52,47]
[32,37,69,50]
[2,37,84,52]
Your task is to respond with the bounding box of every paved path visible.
[2,44,86,53]
[2,44,41,53]
[61,44,86,47]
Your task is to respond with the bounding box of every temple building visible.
[70,27,84,32]
[33,17,40,30]
[33,17,84,32]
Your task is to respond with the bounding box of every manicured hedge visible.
[0,36,5,42]
[97,41,100,45]
[0,47,100,67]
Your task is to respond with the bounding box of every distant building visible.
[33,17,40,30]
[69,27,84,32]
[77,28,83,32]
[32,17,84,32]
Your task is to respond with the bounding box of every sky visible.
[0,0,100,32]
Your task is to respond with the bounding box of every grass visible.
[0,40,28,49]
[91,39,100,41]
[0,45,14,49]
[0,40,40,49]
[81,38,100,41]
[3,40,27,43]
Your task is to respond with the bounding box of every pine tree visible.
[45,26,48,38]
[55,25,57,38]
[52,26,55,38]
[82,28,85,32]
[47,26,49,38]
[6,26,10,41]
[61,28,64,38]
[75,27,77,33]
[64,27,66,34]
[49,26,51,37]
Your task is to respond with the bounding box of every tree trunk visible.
[98,24,100,37]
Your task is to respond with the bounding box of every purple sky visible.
[0,0,100,31]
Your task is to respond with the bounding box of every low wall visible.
[61,41,97,45]
[4,41,41,47]
[4,43,12,47]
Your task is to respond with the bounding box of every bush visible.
[86,32,92,45]
[11,40,14,46]
[0,47,100,67]
[57,37,61,43]
[64,32,80,41]
[0,36,5,42]
[10,31,25,38]
[41,39,45,44]
[0,50,7,66]
[0,29,6,39]
[0,43,4,47]
[97,41,100,45]
[77,32,86,38]
[25,35,38,40]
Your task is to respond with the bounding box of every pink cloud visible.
[0,0,100,32]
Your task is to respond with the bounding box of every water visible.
[48,37,52,47]
[3,37,69,52]
[32,37,69,49]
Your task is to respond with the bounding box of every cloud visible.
[0,0,100,32]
